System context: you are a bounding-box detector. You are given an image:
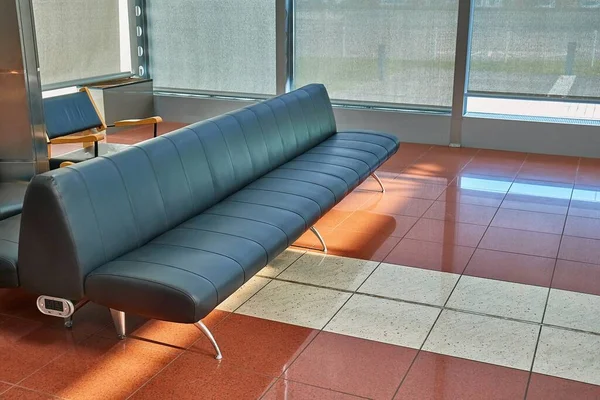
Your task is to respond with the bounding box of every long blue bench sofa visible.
[17,84,400,359]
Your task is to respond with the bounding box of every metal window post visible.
[276,0,289,95]
[449,0,473,147]
[135,0,149,78]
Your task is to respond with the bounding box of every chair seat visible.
[0,214,21,288]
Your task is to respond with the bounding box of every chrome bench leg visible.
[370,172,385,193]
[110,309,126,340]
[195,320,223,360]
[310,226,327,253]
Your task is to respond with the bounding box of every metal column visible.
[0,0,48,180]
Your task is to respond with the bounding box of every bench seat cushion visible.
[0,214,21,288]
[84,130,399,323]
[85,224,274,323]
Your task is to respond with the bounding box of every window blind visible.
[146,0,276,95]
[293,0,459,108]
[32,0,131,87]
[468,2,600,99]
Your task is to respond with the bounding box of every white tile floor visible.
[226,249,600,386]
[446,275,548,322]
[216,276,271,312]
[236,279,351,329]
[277,253,379,291]
[324,294,440,349]
[358,263,459,306]
[544,288,600,333]
[534,327,600,386]
[256,249,305,278]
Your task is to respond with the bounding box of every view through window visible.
[293,0,459,108]
[32,0,132,87]
[146,0,276,95]
[466,0,600,121]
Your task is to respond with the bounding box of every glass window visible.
[467,0,600,114]
[32,0,132,87]
[293,0,459,108]
[146,0,276,95]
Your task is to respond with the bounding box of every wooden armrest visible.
[49,132,105,145]
[113,116,163,127]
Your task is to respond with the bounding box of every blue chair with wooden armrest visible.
[44,87,162,169]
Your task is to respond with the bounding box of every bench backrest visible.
[18,84,336,299]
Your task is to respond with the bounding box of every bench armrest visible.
[113,116,163,127]
[49,132,105,144]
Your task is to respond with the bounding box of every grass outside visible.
[295,56,600,92]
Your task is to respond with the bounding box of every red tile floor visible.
[1,125,600,399]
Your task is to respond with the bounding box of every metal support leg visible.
[65,298,89,328]
[110,309,126,340]
[195,320,223,360]
[310,226,327,253]
[370,172,385,193]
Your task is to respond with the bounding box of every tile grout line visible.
[390,268,463,399]
[390,152,499,398]
[130,152,584,397]
[254,282,363,397]
[522,157,578,400]
[261,378,372,400]
[257,253,389,396]
[375,153,469,266]
[258,266,600,337]
[125,294,241,400]
[391,153,525,399]
[6,385,66,399]
[216,251,323,400]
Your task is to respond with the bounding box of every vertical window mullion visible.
[450,0,473,146]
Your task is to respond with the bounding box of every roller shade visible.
[146,0,276,95]
[293,0,459,108]
[468,2,600,100]
[32,0,132,87]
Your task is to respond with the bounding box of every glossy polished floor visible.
[2,126,600,399]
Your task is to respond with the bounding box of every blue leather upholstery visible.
[0,182,28,288]
[43,91,104,139]
[19,84,400,324]
[0,214,21,288]
[0,181,28,220]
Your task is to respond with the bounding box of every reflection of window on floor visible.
[457,176,511,193]
[458,176,572,201]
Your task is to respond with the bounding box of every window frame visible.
[141,0,600,129]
